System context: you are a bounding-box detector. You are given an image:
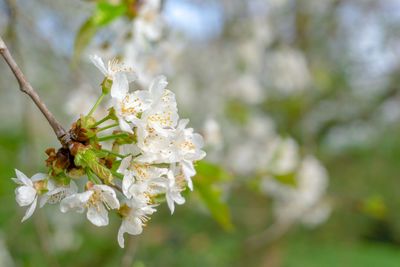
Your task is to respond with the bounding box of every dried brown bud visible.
[105,158,113,169]
[69,119,97,144]
[54,148,70,170]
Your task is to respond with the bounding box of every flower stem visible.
[89,115,111,128]
[97,123,119,132]
[100,149,126,158]
[110,169,124,180]
[86,167,101,184]
[87,92,106,118]
[97,133,127,142]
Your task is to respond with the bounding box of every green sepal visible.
[75,149,114,185]
[101,78,113,94]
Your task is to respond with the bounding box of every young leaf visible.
[73,2,126,62]
[195,161,234,231]
[92,2,127,26]
[73,19,99,64]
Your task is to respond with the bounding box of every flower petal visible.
[149,75,167,98]
[21,196,37,222]
[60,191,93,213]
[117,155,132,174]
[15,186,36,206]
[119,118,133,134]
[111,72,129,100]
[87,204,109,226]
[15,169,32,186]
[31,173,47,182]
[90,55,108,76]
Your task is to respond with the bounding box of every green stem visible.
[100,149,126,158]
[86,167,94,183]
[87,92,106,118]
[97,133,127,142]
[97,123,119,132]
[86,167,101,184]
[89,115,111,128]
[110,169,124,180]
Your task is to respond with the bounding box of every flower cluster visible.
[12,55,205,248]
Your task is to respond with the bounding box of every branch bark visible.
[0,35,71,148]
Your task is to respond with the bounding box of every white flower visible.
[110,73,152,133]
[261,156,329,226]
[203,118,223,148]
[134,0,163,43]
[267,137,299,175]
[137,75,179,131]
[39,180,78,208]
[117,155,167,200]
[170,119,206,190]
[134,76,180,161]
[12,169,47,222]
[153,170,185,214]
[60,184,120,227]
[90,54,137,83]
[117,201,157,248]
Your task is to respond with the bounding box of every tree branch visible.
[0,35,71,148]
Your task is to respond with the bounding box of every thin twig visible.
[33,210,60,267]
[0,36,71,148]
[121,236,139,267]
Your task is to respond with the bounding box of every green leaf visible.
[196,161,232,182]
[361,194,388,220]
[92,2,126,26]
[73,2,126,63]
[73,19,99,63]
[274,172,296,186]
[194,181,234,231]
[194,161,234,231]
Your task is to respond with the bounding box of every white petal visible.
[173,191,185,205]
[166,195,175,214]
[31,173,47,182]
[21,196,37,222]
[149,75,167,97]
[181,161,196,191]
[125,70,138,83]
[122,173,134,198]
[117,155,132,174]
[123,215,143,235]
[46,179,56,191]
[69,180,78,194]
[118,224,126,248]
[60,191,93,213]
[111,72,129,100]
[15,186,36,206]
[15,169,32,186]
[119,118,133,133]
[90,55,108,76]
[87,205,109,226]
[39,194,50,208]
[177,119,189,130]
[94,185,120,209]
[103,192,120,210]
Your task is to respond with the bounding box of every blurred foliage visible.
[195,161,234,231]
[1,0,400,266]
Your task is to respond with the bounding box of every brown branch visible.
[0,35,71,148]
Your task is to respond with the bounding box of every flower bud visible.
[101,78,113,94]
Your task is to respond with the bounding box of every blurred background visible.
[1,0,400,266]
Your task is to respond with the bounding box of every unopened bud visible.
[101,78,113,94]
